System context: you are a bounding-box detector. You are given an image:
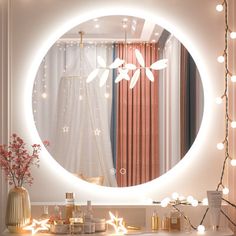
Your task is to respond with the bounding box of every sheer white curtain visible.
[33,43,117,187]
[159,36,181,175]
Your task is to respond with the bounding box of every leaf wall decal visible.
[109,58,124,69]
[135,49,145,67]
[130,69,140,89]
[145,68,154,82]
[97,56,106,68]
[150,59,168,70]
[86,69,99,83]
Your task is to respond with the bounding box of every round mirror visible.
[32,15,203,188]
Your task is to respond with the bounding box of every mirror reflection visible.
[33,16,204,187]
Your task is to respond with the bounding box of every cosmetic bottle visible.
[83,201,95,234]
[40,205,49,219]
[72,205,84,223]
[54,205,62,221]
[151,210,159,231]
[161,213,170,231]
[170,209,181,231]
[65,192,75,221]
[84,200,93,222]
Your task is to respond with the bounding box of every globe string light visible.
[153,0,236,231]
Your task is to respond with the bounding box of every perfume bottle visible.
[65,192,75,221]
[161,213,170,231]
[151,210,159,231]
[170,209,181,231]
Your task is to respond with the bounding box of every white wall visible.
[7,0,227,204]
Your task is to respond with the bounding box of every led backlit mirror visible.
[33,15,204,187]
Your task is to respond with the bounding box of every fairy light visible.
[216,4,224,12]
[186,195,194,204]
[171,192,179,200]
[41,92,47,99]
[191,199,199,207]
[104,92,110,98]
[217,55,225,63]
[152,1,236,231]
[230,159,236,167]
[214,0,236,228]
[222,187,229,195]
[230,31,236,39]
[217,142,225,150]
[231,75,236,82]
[197,225,205,234]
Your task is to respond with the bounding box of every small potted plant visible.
[0,134,42,233]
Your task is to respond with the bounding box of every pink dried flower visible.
[0,134,42,187]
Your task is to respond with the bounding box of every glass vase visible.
[5,186,31,233]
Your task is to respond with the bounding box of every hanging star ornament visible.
[23,219,50,235]
[106,211,127,235]
[94,128,101,136]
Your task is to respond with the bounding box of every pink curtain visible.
[116,43,159,187]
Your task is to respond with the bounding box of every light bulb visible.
[230,32,236,39]
[161,197,170,207]
[215,97,223,104]
[231,121,236,128]
[94,24,100,28]
[187,196,194,204]
[191,199,199,207]
[41,93,47,99]
[197,225,205,234]
[217,55,225,63]
[231,159,236,166]
[172,192,179,200]
[202,198,208,206]
[79,95,83,101]
[223,187,229,195]
[231,75,236,82]
[216,4,224,12]
[217,142,224,150]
